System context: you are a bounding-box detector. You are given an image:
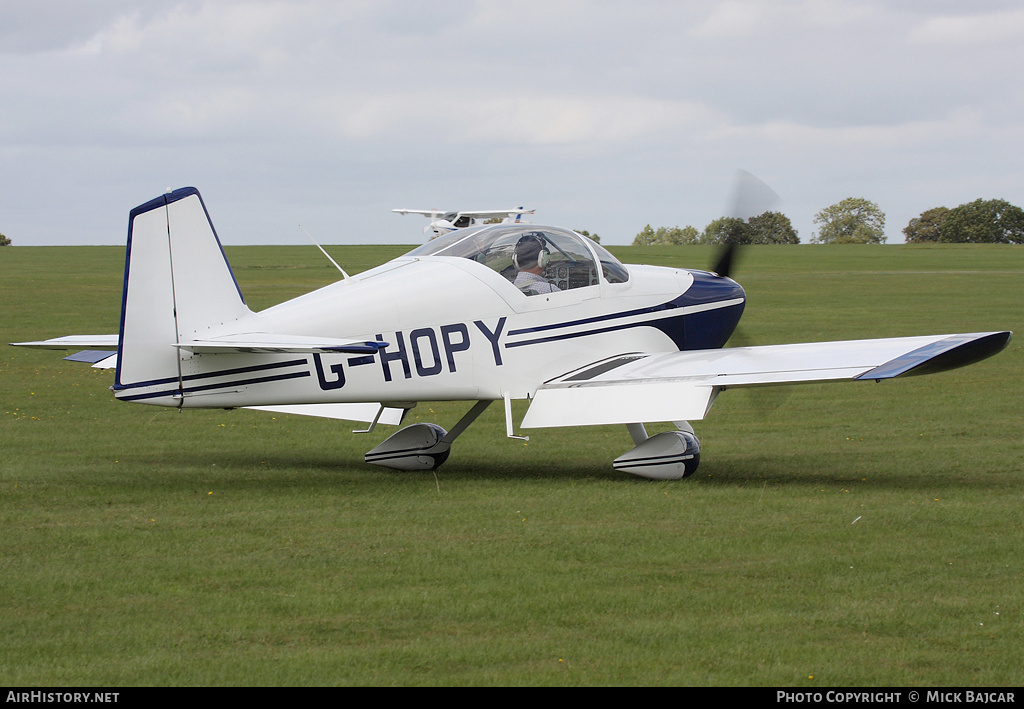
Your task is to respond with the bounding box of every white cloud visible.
[728,107,985,152]
[688,0,877,39]
[2,1,1023,246]
[909,9,1024,46]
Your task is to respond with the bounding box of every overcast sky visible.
[3,0,1022,246]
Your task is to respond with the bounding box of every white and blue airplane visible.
[392,206,535,239]
[13,187,1011,479]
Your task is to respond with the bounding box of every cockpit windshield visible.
[405,225,628,294]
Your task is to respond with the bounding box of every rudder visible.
[114,187,254,403]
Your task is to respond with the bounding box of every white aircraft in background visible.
[13,187,1010,479]
[393,207,535,239]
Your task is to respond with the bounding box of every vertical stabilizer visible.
[114,187,254,403]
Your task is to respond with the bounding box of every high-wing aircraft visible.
[393,207,535,239]
[12,187,1011,479]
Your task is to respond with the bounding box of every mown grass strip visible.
[2,243,1021,686]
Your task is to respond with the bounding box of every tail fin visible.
[114,187,254,403]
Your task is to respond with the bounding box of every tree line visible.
[633,211,800,246]
[902,199,1024,244]
[5,196,1021,248]
[632,197,1024,246]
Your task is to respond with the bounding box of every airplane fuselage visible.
[113,251,745,409]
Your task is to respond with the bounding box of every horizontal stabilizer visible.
[11,336,119,369]
[11,335,118,350]
[176,334,388,355]
[64,350,117,364]
[523,331,1010,428]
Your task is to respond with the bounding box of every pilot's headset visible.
[513,233,551,270]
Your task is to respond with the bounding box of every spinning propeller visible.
[713,171,789,411]
[712,169,781,281]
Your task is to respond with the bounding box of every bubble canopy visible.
[405,224,629,291]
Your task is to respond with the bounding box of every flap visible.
[245,403,407,425]
[523,381,717,428]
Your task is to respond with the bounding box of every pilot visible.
[513,233,561,296]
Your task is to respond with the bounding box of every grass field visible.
[2,243,1022,686]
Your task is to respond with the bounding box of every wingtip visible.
[857,331,1012,380]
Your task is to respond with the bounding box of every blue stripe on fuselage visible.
[113,358,310,401]
[506,272,744,351]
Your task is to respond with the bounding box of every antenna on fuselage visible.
[299,225,351,280]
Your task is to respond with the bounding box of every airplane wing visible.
[392,209,446,218]
[392,208,533,219]
[456,209,535,220]
[522,331,1011,428]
